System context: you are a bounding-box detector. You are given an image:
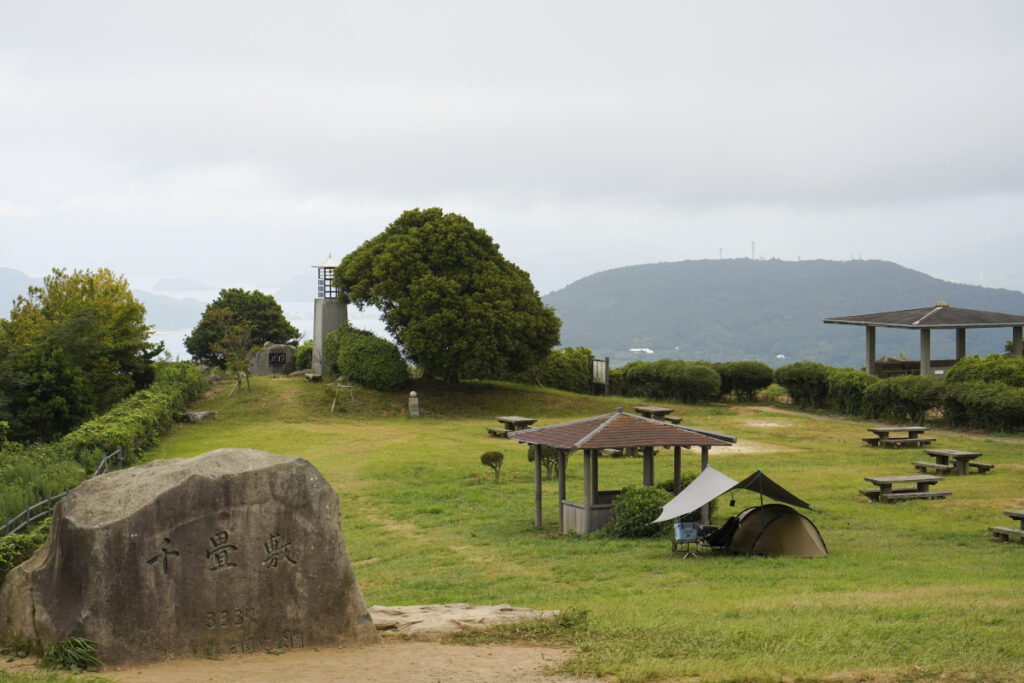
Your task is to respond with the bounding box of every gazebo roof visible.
[509,409,735,451]
[823,302,1024,330]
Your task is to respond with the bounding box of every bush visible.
[525,347,593,393]
[863,375,942,423]
[774,362,830,408]
[480,451,504,482]
[824,367,878,416]
[942,380,1024,431]
[526,445,560,479]
[612,360,721,403]
[945,354,1024,388]
[604,486,672,538]
[335,328,410,391]
[294,340,313,370]
[0,518,50,585]
[322,328,344,376]
[717,361,774,401]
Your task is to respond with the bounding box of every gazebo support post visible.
[533,443,543,528]
[920,328,932,376]
[582,450,593,535]
[673,446,682,493]
[642,447,654,486]
[1014,326,1023,356]
[865,325,877,376]
[591,449,599,502]
[956,328,966,361]
[557,450,567,533]
[700,446,710,525]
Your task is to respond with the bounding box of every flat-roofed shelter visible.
[510,408,735,535]
[824,302,1024,377]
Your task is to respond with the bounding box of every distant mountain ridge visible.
[542,259,1024,368]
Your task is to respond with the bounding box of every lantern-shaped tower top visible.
[313,255,341,299]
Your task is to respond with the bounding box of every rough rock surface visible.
[0,448,378,665]
[368,604,558,640]
[183,411,216,423]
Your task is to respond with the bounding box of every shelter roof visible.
[823,302,1024,330]
[652,467,810,523]
[509,409,735,451]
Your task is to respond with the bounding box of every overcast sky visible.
[3,1,1024,299]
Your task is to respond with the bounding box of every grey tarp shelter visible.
[824,302,1024,377]
[510,409,735,535]
[653,467,826,558]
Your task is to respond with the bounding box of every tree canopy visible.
[0,268,160,442]
[185,288,299,368]
[335,208,561,382]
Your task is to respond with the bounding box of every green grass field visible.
[145,376,1024,681]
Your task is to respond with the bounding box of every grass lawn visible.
[144,376,1024,682]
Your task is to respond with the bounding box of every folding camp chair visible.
[672,521,700,558]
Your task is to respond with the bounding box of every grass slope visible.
[147,377,1024,682]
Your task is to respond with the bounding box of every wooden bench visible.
[860,486,920,501]
[862,437,881,446]
[969,462,995,474]
[879,437,936,448]
[664,416,682,425]
[486,427,511,438]
[989,526,1024,542]
[879,490,951,502]
[912,461,955,474]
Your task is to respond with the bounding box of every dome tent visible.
[728,503,827,558]
[652,466,827,558]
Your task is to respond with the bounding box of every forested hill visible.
[542,259,1024,369]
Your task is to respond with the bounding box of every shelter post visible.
[1015,326,1023,356]
[582,451,593,534]
[673,446,682,493]
[700,446,710,525]
[591,450,599,501]
[557,450,567,533]
[865,325,876,375]
[533,444,543,528]
[920,328,931,376]
[956,328,966,360]
[642,447,654,486]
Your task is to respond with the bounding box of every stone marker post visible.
[408,391,419,416]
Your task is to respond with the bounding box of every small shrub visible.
[294,340,313,370]
[480,451,504,482]
[0,519,51,585]
[604,486,672,538]
[42,636,100,672]
[526,445,559,479]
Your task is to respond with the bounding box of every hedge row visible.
[773,354,1024,431]
[0,361,206,522]
[611,359,773,404]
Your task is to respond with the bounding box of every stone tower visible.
[312,255,347,376]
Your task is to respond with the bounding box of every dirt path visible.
[2,641,604,682]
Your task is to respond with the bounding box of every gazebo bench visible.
[969,462,995,473]
[989,526,1024,542]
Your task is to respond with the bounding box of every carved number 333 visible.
[205,610,245,629]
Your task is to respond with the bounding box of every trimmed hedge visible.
[863,375,942,424]
[774,362,830,409]
[335,328,410,392]
[526,346,593,393]
[294,340,313,370]
[604,486,672,538]
[612,359,721,403]
[945,354,1024,387]
[824,367,878,416]
[717,361,774,401]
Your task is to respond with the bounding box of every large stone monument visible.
[249,342,297,375]
[0,449,378,665]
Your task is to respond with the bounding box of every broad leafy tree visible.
[0,268,161,442]
[335,208,561,382]
[185,288,299,368]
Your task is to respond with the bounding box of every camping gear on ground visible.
[672,521,700,557]
[653,466,827,558]
[728,504,828,558]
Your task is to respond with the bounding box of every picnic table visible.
[488,415,537,438]
[989,510,1024,542]
[863,426,935,448]
[915,448,988,476]
[635,405,674,420]
[861,474,951,503]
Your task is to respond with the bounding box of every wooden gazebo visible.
[824,302,1024,376]
[510,409,735,535]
